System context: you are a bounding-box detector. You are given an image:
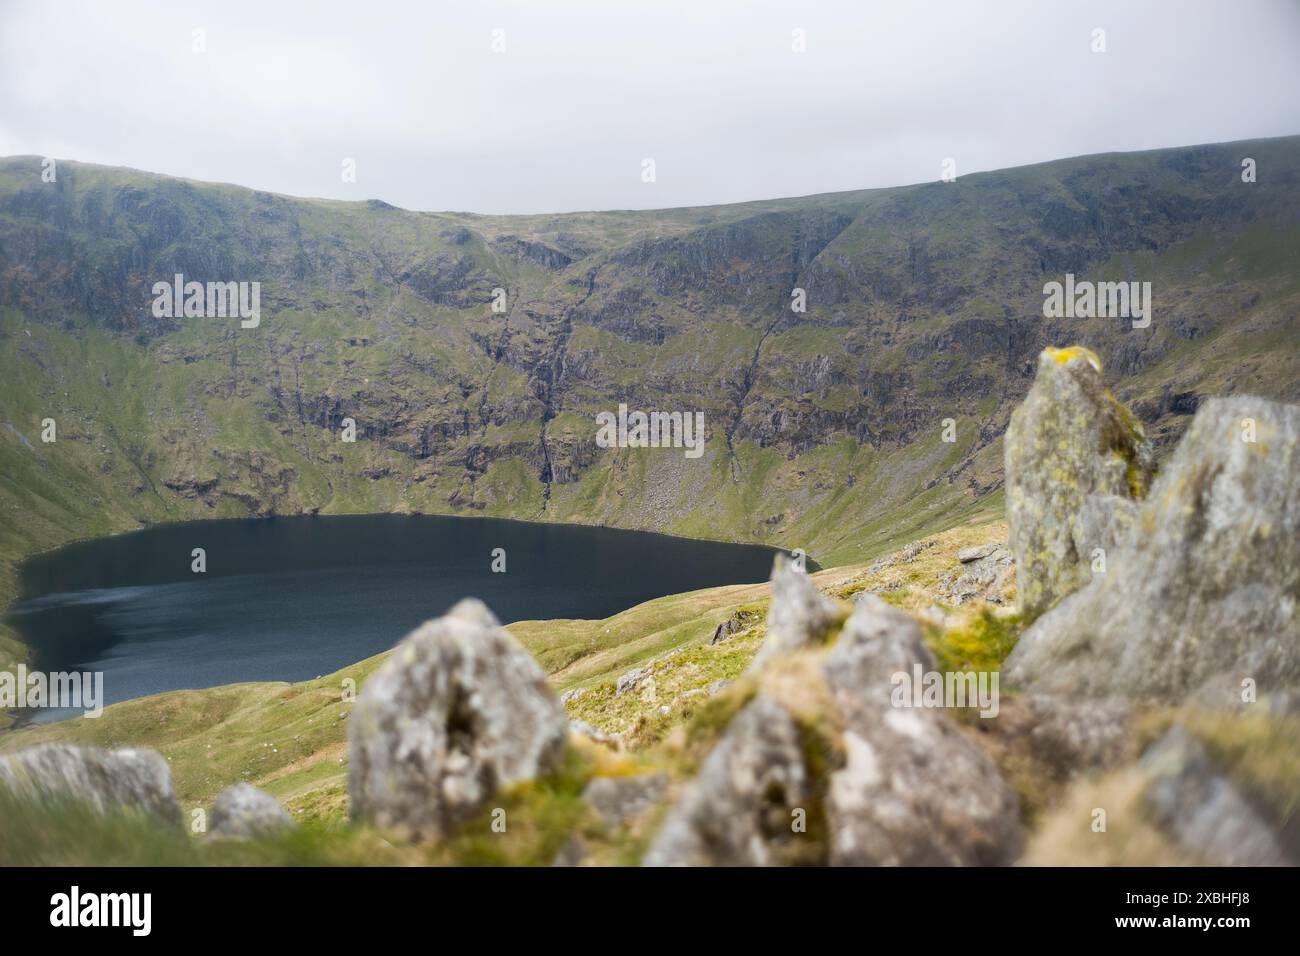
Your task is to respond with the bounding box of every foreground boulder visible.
[348,598,569,839]
[0,744,181,825]
[822,597,1021,865]
[646,594,1021,866]
[1139,726,1291,866]
[643,694,811,866]
[749,554,842,670]
[1007,396,1300,701]
[209,783,296,840]
[1004,347,1154,617]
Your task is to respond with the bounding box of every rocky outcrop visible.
[646,589,1021,867]
[615,666,651,697]
[209,783,296,840]
[0,744,181,825]
[939,542,1015,605]
[709,607,759,645]
[643,694,811,866]
[1004,347,1154,617]
[1006,396,1300,702]
[821,597,1022,865]
[348,598,569,839]
[749,556,842,670]
[1139,726,1292,866]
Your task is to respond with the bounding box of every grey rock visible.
[551,836,586,867]
[643,694,810,866]
[348,598,569,839]
[750,554,841,670]
[940,544,1014,606]
[710,608,758,645]
[210,783,295,839]
[583,773,668,827]
[1139,726,1291,866]
[0,744,181,825]
[1020,694,1133,775]
[821,597,1022,865]
[957,543,999,563]
[615,666,651,696]
[1006,396,1300,702]
[560,687,586,705]
[1005,347,1154,617]
[898,540,933,563]
[1073,492,1139,564]
[706,679,732,697]
[647,597,1022,866]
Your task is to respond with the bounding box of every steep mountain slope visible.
[1,137,1298,665]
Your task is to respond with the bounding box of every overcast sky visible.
[2,0,1298,214]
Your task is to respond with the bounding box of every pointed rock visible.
[643,694,810,866]
[1006,396,1300,701]
[1005,346,1154,617]
[348,598,569,839]
[821,597,1021,865]
[750,554,841,670]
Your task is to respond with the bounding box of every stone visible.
[957,543,999,563]
[750,554,841,670]
[583,773,668,827]
[643,694,810,866]
[939,543,1015,606]
[348,598,569,839]
[209,783,296,839]
[1006,396,1300,702]
[1018,694,1133,776]
[709,609,757,645]
[615,666,650,697]
[0,744,181,825]
[1139,726,1291,866]
[1004,347,1154,617]
[820,597,1022,865]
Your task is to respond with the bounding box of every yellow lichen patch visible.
[1044,345,1102,372]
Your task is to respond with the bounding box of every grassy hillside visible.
[1,136,1298,674]
[0,515,1008,824]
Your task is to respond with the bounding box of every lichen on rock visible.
[1004,346,1154,617]
[348,598,570,839]
[1006,395,1300,702]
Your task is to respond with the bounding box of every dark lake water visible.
[6,514,784,723]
